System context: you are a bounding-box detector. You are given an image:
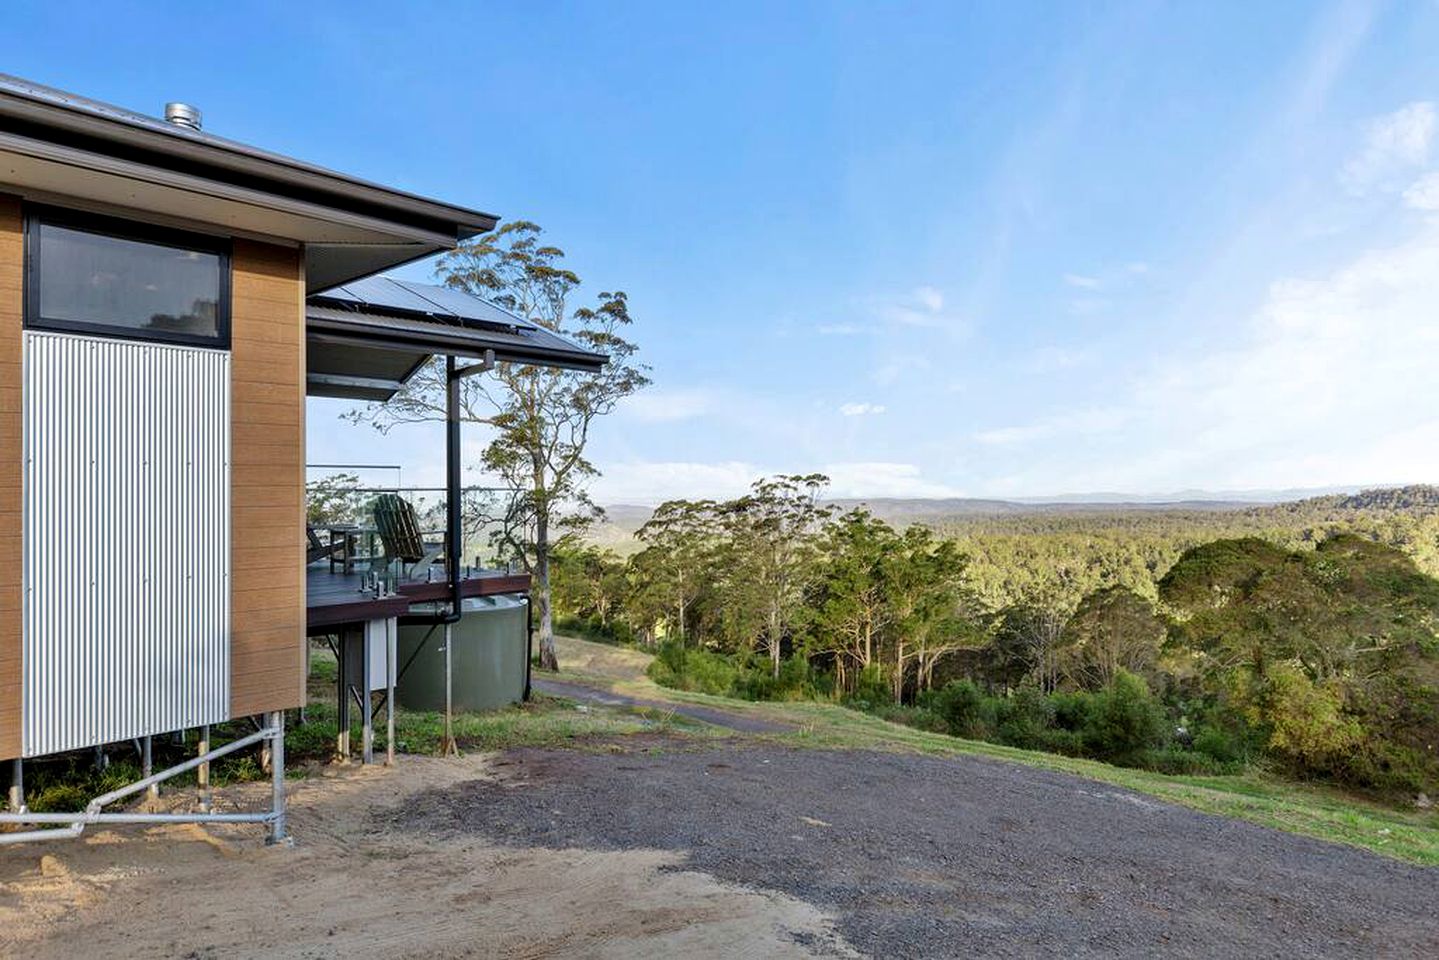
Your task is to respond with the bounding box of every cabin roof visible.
[305,280,608,401]
[0,74,497,290]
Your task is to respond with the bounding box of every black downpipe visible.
[445,354,463,623]
[523,592,533,702]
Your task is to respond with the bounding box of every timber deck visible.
[306,563,530,631]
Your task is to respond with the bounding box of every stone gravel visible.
[389,739,1439,958]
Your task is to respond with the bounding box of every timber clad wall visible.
[230,239,307,716]
[0,197,19,759]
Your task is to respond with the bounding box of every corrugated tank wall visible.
[22,330,230,757]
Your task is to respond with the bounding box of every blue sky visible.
[7,1,1439,502]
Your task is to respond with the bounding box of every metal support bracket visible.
[0,717,289,847]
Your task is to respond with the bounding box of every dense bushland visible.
[554,479,1439,801]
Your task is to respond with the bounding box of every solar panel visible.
[313,276,535,333]
[390,280,535,330]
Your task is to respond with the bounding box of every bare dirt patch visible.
[0,754,855,959]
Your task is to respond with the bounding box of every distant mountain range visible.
[588,484,1438,549]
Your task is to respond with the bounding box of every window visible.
[25,208,230,347]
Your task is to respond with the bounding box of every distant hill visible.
[588,485,1438,554]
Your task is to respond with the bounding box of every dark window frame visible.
[23,205,232,349]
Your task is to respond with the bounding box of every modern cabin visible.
[0,74,603,843]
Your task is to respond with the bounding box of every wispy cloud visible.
[877,286,969,335]
[618,387,721,423]
[1026,345,1096,373]
[1342,101,1436,193]
[590,459,961,502]
[973,407,1128,447]
[983,218,1439,493]
[1063,273,1101,289]
[839,402,886,417]
[815,322,872,336]
[822,462,964,499]
[1403,171,1439,211]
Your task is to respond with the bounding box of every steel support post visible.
[444,622,457,756]
[385,617,396,766]
[197,725,211,814]
[8,759,23,814]
[143,736,157,802]
[361,624,374,765]
[336,630,351,763]
[268,710,287,845]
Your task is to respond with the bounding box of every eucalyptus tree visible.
[633,498,720,647]
[721,475,833,678]
[346,220,649,669]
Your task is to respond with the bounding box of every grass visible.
[20,643,663,813]
[550,634,1439,866]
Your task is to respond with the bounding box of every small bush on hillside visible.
[933,679,988,738]
[871,703,949,734]
[646,640,739,696]
[733,655,820,701]
[1082,670,1166,764]
[992,686,1056,751]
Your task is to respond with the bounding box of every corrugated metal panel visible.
[22,331,230,757]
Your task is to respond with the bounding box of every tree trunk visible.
[893,641,906,705]
[769,605,781,679]
[535,515,559,671]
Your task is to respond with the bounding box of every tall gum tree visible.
[346,221,649,669]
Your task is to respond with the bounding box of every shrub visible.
[646,640,739,696]
[734,655,821,701]
[1082,670,1166,764]
[992,686,1055,751]
[872,703,949,734]
[933,679,989,738]
[844,663,895,711]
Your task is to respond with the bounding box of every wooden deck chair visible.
[306,525,339,565]
[372,493,447,580]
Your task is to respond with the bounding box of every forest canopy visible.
[554,483,1439,800]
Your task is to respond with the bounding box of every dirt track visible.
[533,677,794,733]
[396,738,1439,959]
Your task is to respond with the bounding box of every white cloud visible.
[878,286,968,335]
[618,387,720,423]
[590,459,961,502]
[914,285,945,313]
[1125,261,1151,275]
[871,353,931,386]
[839,402,886,417]
[591,460,761,503]
[1063,273,1101,289]
[1342,101,1436,193]
[983,220,1439,494]
[973,407,1128,447]
[815,322,871,336]
[821,462,964,499]
[1027,345,1096,373]
[1403,171,1439,211]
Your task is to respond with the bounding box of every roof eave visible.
[0,77,499,239]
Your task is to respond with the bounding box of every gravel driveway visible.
[392,739,1439,959]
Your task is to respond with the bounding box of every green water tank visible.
[396,595,529,712]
